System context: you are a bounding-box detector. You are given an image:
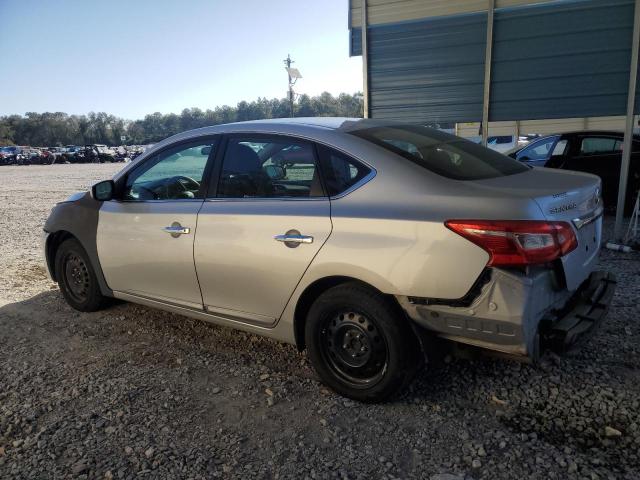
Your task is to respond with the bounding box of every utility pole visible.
[284,54,294,117]
[283,54,302,118]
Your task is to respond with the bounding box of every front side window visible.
[580,137,622,155]
[217,137,323,198]
[124,140,214,201]
[551,139,569,156]
[350,125,528,180]
[516,136,559,162]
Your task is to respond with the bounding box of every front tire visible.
[305,282,422,402]
[55,238,108,312]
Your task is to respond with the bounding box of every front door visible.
[194,135,332,325]
[564,136,622,206]
[97,138,217,308]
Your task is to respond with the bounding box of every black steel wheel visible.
[62,252,91,304]
[320,310,388,387]
[305,282,423,402]
[55,238,108,312]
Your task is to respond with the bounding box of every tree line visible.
[0,92,363,147]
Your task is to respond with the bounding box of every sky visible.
[0,0,362,119]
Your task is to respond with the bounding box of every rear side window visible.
[580,137,622,155]
[350,125,527,180]
[317,145,371,196]
[217,137,323,198]
[488,135,513,145]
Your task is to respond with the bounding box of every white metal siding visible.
[350,0,561,28]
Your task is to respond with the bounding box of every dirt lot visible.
[0,164,639,480]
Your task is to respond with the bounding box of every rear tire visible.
[55,238,108,312]
[305,282,422,402]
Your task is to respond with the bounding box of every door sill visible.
[113,291,277,329]
[205,305,275,326]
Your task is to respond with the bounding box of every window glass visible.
[488,135,513,145]
[551,139,568,156]
[217,137,323,198]
[580,137,621,155]
[516,136,558,162]
[350,125,527,180]
[318,145,371,196]
[124,141,214,201]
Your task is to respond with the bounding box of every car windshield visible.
[350,125,528,180]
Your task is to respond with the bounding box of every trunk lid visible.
[468,167,603,290]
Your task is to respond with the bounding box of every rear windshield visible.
[350,125,528,180]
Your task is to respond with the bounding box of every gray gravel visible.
[0,164,639,479]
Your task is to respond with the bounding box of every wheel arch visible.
[292,275,410,351]
[45,230,76,281]
[44,193,113,297]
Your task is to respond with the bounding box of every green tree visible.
[0,92,364,146]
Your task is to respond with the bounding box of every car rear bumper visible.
[397,268,615,360]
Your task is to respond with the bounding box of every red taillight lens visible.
[445,220,578,267]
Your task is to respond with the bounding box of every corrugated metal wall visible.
[489,0,635,121]
[366,13,488,123]
[350,0,639,124]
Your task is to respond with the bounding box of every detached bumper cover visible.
[541,271,616,353]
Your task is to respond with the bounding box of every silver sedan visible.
[43,118,615,402]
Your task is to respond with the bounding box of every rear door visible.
[194,134,332,326]
[97,137,217,308]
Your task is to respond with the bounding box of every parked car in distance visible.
[43,118,615,402]
[47,147,66,164]
[465,134,536,153]
[508,131,640,211]
[0,145,29,165]
[0,146,19,165]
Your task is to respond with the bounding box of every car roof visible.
[553,130,640,139]
[233,117,359,129]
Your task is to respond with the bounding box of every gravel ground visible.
[0,164,639,480]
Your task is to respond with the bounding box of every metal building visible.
[349,0,640,238]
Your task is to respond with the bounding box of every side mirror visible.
[91,180,115,201]
[265,164,285,180]
[201,146,212,156]
[518,155,530,161]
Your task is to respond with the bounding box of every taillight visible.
[445,220,577,267]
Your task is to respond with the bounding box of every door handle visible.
[274,231,314,248]
[163,223,190,237]
[274,234,313,244]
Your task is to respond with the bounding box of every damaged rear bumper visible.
[397,269,616,360]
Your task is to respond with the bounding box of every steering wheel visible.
[170,175,200,191]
